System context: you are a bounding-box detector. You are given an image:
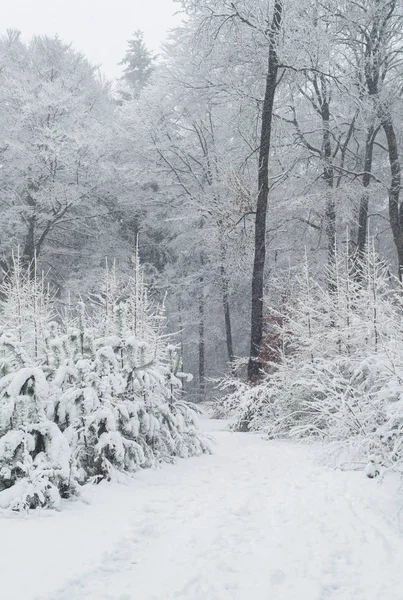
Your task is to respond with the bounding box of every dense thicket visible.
[0,256,209,510]
[220,246,403,474]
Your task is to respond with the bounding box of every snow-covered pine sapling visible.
[0,259,77,509]
[125,338,157,395]
[53,356,99,482]
[165,344,192,404]
[0,250,209,502]
[92,259,121,338]
[44,321,64,369]
[88,344,147,481]
[0,333,31,378]
[0,360,74,510]
[52,300,124,481]
[0,252,53,361]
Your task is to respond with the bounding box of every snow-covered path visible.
[2,419,403,600]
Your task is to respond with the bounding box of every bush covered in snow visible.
[0,254,209,510]
[221,246,403,476]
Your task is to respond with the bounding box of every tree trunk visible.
[22,216,36,275]
[319,76,336,275]
[382,115,403,279]
[178,299,186,398]
[219,244,235,369]
[221,268,234,369]
[198,278,205,401]
[248,0,283,381]
[356,126,376,257]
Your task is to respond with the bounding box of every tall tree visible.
[339,0,402,273]
[119,30,156,99]
[0,32,117,276]
[248,0,283,380]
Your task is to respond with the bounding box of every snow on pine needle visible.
[0,254,210,511]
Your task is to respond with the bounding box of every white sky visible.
[0,0,182,80]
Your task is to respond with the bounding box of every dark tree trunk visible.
[178,300,186,398]
[219,244,235,369]
[316,75,336,276]
[198,278,205,401]
[22,216,36,274]
[22,184,38,274]
[248,0,283,381]
[357,0,400,273]
[382,115,403,279]
[221,268,235,369]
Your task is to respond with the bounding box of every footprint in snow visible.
[270,570,286,585]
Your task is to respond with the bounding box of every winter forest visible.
[3,0,403,598]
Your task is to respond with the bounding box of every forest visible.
[3,1,403,597]
[0,0,403,511]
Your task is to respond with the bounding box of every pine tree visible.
[0,254,210,510]
[119,30,156,99]
[0,273,75,511]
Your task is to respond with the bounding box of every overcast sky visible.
[0,0,182,80]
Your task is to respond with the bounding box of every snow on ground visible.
[2,416,403,600]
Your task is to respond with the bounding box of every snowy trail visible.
[2,419,403,600]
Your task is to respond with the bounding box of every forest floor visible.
[2,416,403,600]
